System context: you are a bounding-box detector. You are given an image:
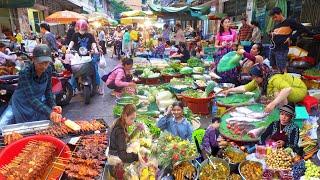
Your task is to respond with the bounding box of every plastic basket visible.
[140,77,161,85]
[181,93,214,115]
[162,74,183,83]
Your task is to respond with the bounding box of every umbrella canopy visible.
[45,11,87,24]
[120,10,153,18]
[120,16,157,25]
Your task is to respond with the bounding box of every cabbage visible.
[156,91,173,100]
[180,67,193,75]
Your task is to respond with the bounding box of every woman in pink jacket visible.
[104,58,136,96]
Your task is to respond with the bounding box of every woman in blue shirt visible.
[157,101,193,141]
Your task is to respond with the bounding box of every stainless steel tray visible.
[1,120,51,135]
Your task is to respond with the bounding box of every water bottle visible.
[211,98,218,117]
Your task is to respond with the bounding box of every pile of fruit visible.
[304,160,320,179]
[292,160,306,179]
[266,148,293,170]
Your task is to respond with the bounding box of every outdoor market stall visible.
[0,50,320,179]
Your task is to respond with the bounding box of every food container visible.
[168,84,191,94]
[239,160,263,180]
[172,161,198,180]
[1,120,51,135]
[181,92,215,115]
[199,157,230,180]
[162,73,183,83]
[221,147,246,174]
[0,135,71,180]
[139,77,161,85]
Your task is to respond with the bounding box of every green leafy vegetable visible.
[304,68,320,77]
[193,67,205,74]
[183,89,205,98]
[180,67,193,75]
[161,67,176,75]
[113,105,123,117]
[187,57,204,67]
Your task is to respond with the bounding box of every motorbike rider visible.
[67,19,98,54]
[0,44,62,128]
[66,19,99,93]
[0,43,17,66]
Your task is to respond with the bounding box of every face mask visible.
[79,31,85,35]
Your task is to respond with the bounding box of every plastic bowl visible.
[0,135,71,180]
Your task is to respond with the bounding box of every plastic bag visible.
[99,55,107,68]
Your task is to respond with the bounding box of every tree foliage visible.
[109,0,132,17]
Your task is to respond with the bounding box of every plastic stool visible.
[299,95,318,114]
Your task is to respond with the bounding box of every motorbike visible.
[0,51,73,108]
[70,47,96,104]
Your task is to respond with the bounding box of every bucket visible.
[181,93,214,115]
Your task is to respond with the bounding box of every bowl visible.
[239,160,263,180]
[0,135,71,180]
[199,157,230,180]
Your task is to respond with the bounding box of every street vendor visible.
[157,101,193,141]
[259,104,302,155]
[109,104,146,164]
[103,58,136,97]
[236,43,264,84]
[169,43,190,63]
[0,45,62,126]
[223,64,307,113]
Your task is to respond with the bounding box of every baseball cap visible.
[33,45,52,63]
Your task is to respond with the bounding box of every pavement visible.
[62,52,118,127]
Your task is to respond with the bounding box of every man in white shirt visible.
[0,43,17,65]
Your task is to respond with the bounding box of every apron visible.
[11,76,49,124]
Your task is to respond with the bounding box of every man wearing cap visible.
[0,45,62,126]
[259,103,302,155]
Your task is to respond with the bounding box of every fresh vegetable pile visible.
[183,89,209,98]
[179,67,193,75]
[187,57,204,67]
[304,68,320,77]
[141,68,160,78]
[152,132,197,167]
[135,115,161,138]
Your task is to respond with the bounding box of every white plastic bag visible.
[99,55,107,69]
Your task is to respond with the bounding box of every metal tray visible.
[1,120,51,135]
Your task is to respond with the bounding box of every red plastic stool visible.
[299,95,319,114]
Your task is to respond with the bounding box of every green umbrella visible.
[217,51,242,73]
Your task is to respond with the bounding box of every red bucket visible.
[181,92,215,115]
[162,74,184,83]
